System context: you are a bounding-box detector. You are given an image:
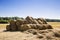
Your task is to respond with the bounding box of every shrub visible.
[0,20,8,23]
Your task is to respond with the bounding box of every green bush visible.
[0,20,8,23]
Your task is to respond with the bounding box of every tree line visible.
[0,17,60,23]
[0,17,23,23]
[46,19,60,22]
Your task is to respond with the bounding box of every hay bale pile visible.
[24,29,60,40]
[6,16,53,31]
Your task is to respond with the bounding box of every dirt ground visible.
[0,28,60,40]
[0,29,40,40]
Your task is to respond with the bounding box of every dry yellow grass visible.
[0,24,9,29]
[0,22,60,29]
[48,22,60,28]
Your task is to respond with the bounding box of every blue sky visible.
[0,0,60,19]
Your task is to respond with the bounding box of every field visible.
[0,22,60,29]
[48,22,60,28]
[0,22,60,40]
[0,24,9,29]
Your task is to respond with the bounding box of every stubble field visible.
[0,22,60,29]
[48,22,60,28]
[0,22,60,40]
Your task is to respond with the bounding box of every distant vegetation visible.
[0,17,60,23]
[46,19,60,22]
[0,17,23,23]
